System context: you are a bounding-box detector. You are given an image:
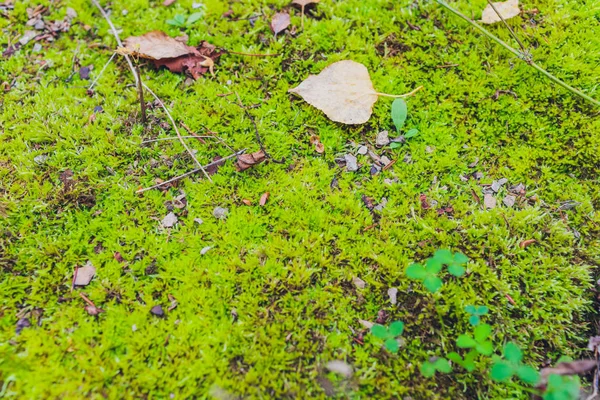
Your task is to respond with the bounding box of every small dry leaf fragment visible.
[16,318,31,335]
[271,12,291,34]
[242,199,252,206]
[74,261,96,286]
[213,207,228,219]
[352,277,366,289]
[288,60,379,124]
[292,0,320,6]
[151,41,221,80]
[519,239,536,248]
[235,150,266,171]
[387,287,398,305]
[259,192,270,206]
[503,194,516,207]
[345,154,358,172]
[150,305,164,317]
[162,212,178,228]
[200,246,212,255]
[123,31,196,60]
[85,305,104,316]
[483,193,496,209]
[315,142,325,153]
[325,360,353,378]
[481,0,520,24]
[358,319,374,329]
[163,0,177,5]
[538,360,596,387]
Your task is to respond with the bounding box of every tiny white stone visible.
[484,194,496,209]
[376,130,390,147]
[213,207,228,219]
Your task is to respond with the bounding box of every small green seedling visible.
[543,374,580,400]
[391,98,407,133]
[371,321,404,352]
[432,249,468,277]
[390,99,419,148]
[166,12,204,27]
[405,250,468,293]
[447,349,478,372]
[456,323,493,356]
[420,357,451,377]
[465,305,489,326]
[491,342,540,385]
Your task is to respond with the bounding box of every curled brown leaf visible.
[235,150,266,172]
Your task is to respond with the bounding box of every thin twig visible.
[141,135,214,144]
[180,122,207,144]
[485,0,528,57]
[234,92,285,164]
[136,150,245,193]
[375,85,424,98]
[143,83,212,182]
[435,0,600,107]
[78,292,96,308]
[88,52,116,90]
[180,122,237,154]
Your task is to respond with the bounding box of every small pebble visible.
[376,130,390,147]
[357,145,368,155]
[150,305,164,317]
[344,154,358,172]
[503,195,516,208]
[213,207,228,219]
[484,194,496,209]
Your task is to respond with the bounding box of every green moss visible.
[1,0,599,398]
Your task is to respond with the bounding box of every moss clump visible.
[1,0,599,398]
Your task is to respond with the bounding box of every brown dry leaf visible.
[235,150,266,172]
[163,0,177,5]
[242,199,252,206]
[481,0,520,24]
[538,360,596,387]
[519,239,536,248]
[315,142,325,153]
[151,41,221,79]
[259,192,270,206]
[289,60,383,124]
[271,12,291,34]
[123,31,197,60]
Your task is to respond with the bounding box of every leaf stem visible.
[376,85,424,98]
[434,0,600,107]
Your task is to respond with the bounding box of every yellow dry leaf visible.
[288,60,379,124]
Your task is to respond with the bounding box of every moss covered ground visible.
[1,0,600,398]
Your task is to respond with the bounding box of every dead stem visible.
[135,64,147,125]
[234,92,285,164]
[375,85,424,98]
